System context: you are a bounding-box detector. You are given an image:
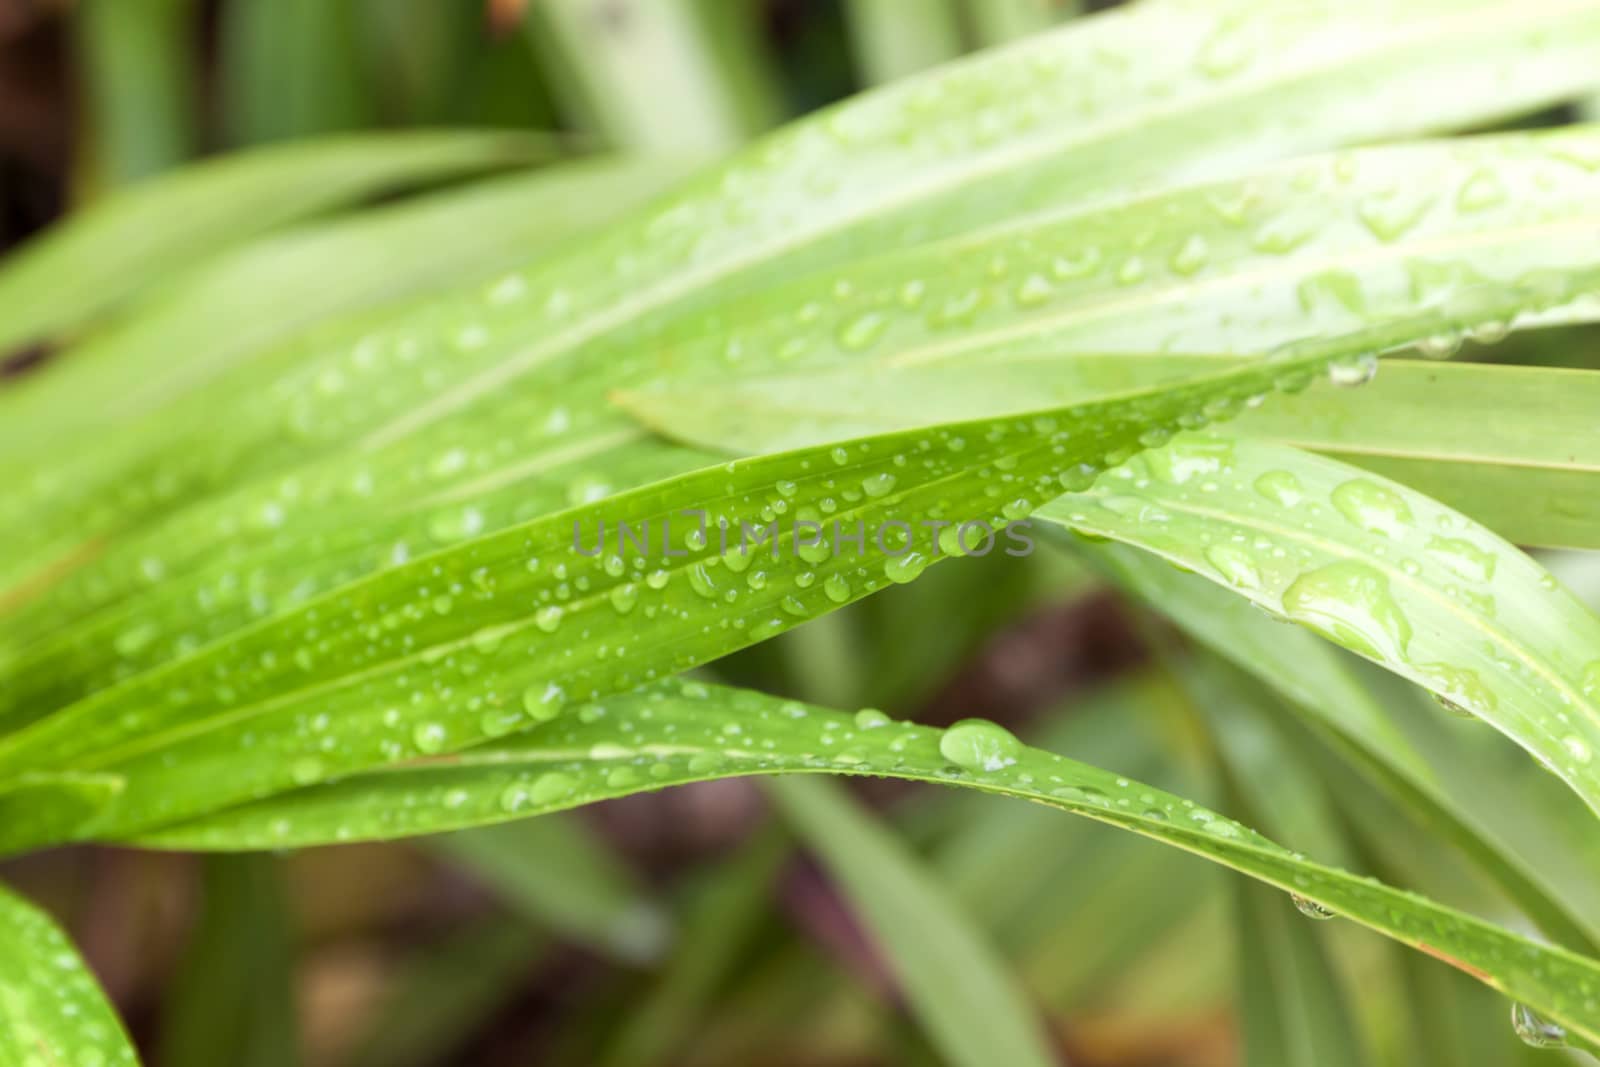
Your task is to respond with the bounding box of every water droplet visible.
[884,552,929,584]
[838,311,888,351]
[609,583,639,614]
[823,574,851,602]
[1455,168,1507,213]
[1014,273,1054,307]
[861,472,897,498]
[1425,537,1496,583]
[535,605,564,633]
[290,757,324,785]
[1562,736,1593,766]
[1423,664,1494,718]
[413,722,448,754]
[1510,1003,1567,1048]
[854,708,892,729]
[521,682,567,722]
[1169,234,1209,276]
[1204,545,1262,590]
[1291,893,1337,921]
[1327,353,1378,388]
[1254,470,1304,507]
[1358,189,1433,242]
[1416,333,1461,360]
[527,772,578,806]
[1281,561,1413,662]
[1581,661,1600,700]
[939,719,1021,773]
[1331,479,1414,538]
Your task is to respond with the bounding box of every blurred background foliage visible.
[1,1,1596,1065]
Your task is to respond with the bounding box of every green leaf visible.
[131,680,1600,1050]
[431,816,671,963]
[968,0,1079,47]
[345,917,543,1067]
[74,0,198,187]
[1076,541,1600,953]
[599,831,786,1067]
[0,157,695,456]
[0,883,139,1067]
[0,130,558,358]
[843,0,965,85]
[1232,362,1600,550]
[158,856,298,1067]
[9,25,1600,664]
[768,775,1058,1067]
[0,351,1336,849]
[606,358,1600,549]
[217,0,374,146]
[1236,878,1372,1067]
[1038,435,1600,816]
[524,0,746,153]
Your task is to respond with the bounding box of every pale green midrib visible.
[413,426,649,508]
[1068,483,1600,772]
[1271,437,1600,476]
[357,2,1595,448]
[886,216,1600,369]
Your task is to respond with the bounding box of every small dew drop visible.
[1290,893,1337,921]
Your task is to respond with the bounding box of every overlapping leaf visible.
[7,4,1600,641]
[0,129,556,357]
[0,353,1335,851]
[0,884,139,1067]
[1036,436,1600,817]
[127,680,1600,1052]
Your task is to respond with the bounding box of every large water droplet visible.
[413,722,448,754]
[884,551,929,585]
[521,682,567,722]
[1510,1003,1567,1048]
[1425,537,1496,584]
[1281,561,1413,662]
[1327,353,1378,388]
[1254,470,1304,508]
[939,719,1021,773]
[1331,479,1413,538]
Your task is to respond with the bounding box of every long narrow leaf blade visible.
[0,130,557,356]
[0,884,139,1067]
[132,680,1600,1051]
[769,776,1058,1067]
[1037,435,1600,817]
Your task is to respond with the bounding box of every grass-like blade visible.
[8,69,1600,668]
[0,156,695,455]
[431,817,671,963]
[129,680,1600,1052]
[1236,878,1372,1066]
[157,856,297,1067]
[1037,435,1600,817]
[0,354,1333,850]
[608,358,1600,549]
[0,129,557,357]
[1077,542,1600,953]
[74,0,198,187]
[768,775,1058,1067]
[0,883,139,1067]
